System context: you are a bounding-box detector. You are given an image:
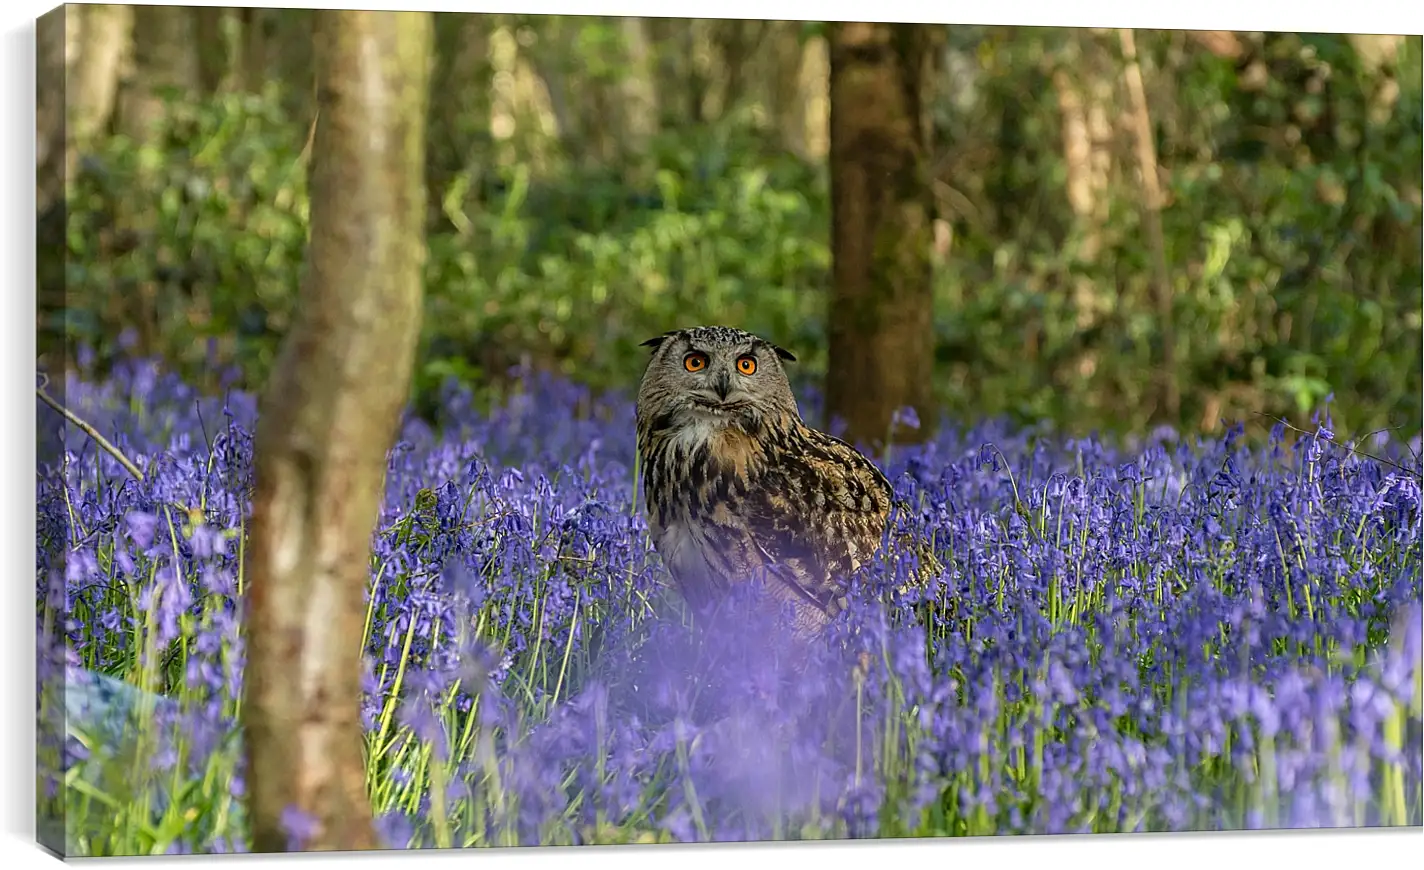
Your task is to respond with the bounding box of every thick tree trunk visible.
[243,8,432,853]
[825,22,940,448]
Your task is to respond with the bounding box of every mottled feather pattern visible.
[635,325,940,639]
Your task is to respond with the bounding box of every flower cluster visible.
[37,357,1423,855]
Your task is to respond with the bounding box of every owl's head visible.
[635,325,800,433]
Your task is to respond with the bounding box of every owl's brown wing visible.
[740,427,895,614]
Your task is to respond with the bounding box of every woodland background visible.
[31,7,1424,854]
[34,5,1424,443]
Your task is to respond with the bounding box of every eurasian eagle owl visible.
[635,325,929,639]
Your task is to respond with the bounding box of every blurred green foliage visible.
[46,25,1422,441]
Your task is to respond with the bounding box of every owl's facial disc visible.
[684,359,752,414]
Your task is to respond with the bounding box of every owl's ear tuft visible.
[640,332,676,353]
[771,344,797,363]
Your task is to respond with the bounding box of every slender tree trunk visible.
[67,4,131,156]
[116,4,196,144]
[109,5,195,358]
[1052,31,1116,346]
[525,18,576,150]
[799,34,831,161]
[36,6,68,213]
[767,21,808,158]
[825,22,940,448]
[618,17,659,166]
[237,7,272,92]
[1119,28,1179,422]
[684,20,712,123]
[192,6,230,95]
[648,16,702,127]
[427,10,492,229]
[712,19,764,118]
[1348,34,1406,125]
[1187,30,1244,60]
[1052,33,1113,264]
[244,8,433,853]
[273,8,317,123]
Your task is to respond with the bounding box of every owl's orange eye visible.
[736,355,757,375]
[683,352,708,372]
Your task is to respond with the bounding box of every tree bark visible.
[766,22,809,159]
[36,6,68,214]
[711,19,765,119]
[116,4,196,144]
[1119,28,1179,422]
[426,10,492,230]
[1347,34,1406,125]
[243,8,433,853]
[825,22,940,448]
[1187,30,1244,60]
[273,8,318,124]
[1052,32,1113,264]
[524,18,577,150]
[799,34,831,161]
[67,4,131,157]
[617,17,660,166]
[237,7,272,92]
[192,6,230,95]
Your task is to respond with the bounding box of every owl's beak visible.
[712,371,732,401]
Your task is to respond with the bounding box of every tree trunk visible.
[1052,32,1113,264]
[767,22,808,158]
[1347,34,1406,125]
[273,8,317,123]
[524,18,577,151]
[1052,30,1116,345]
[109,5,195,358]
[116,4,196,144]
[67,4,131,156]
[36,6,68,214]
[617,17,660,167]
[192,6,230,95]
[1119,28,1179,422]
[243,8,433,853]
[237,7,273,92]
[1187,30,1244,60]
[426,10,492,230]
[648,16,703,126]
[799,34,831,162]
[825,22,940,448]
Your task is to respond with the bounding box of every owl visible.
[635,325,934,641]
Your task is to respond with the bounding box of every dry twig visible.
[35,374,144,481]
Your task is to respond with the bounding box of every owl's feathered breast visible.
[639,412,894,621]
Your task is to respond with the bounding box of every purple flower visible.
[892,406,921,432]
[279,805,320,851]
